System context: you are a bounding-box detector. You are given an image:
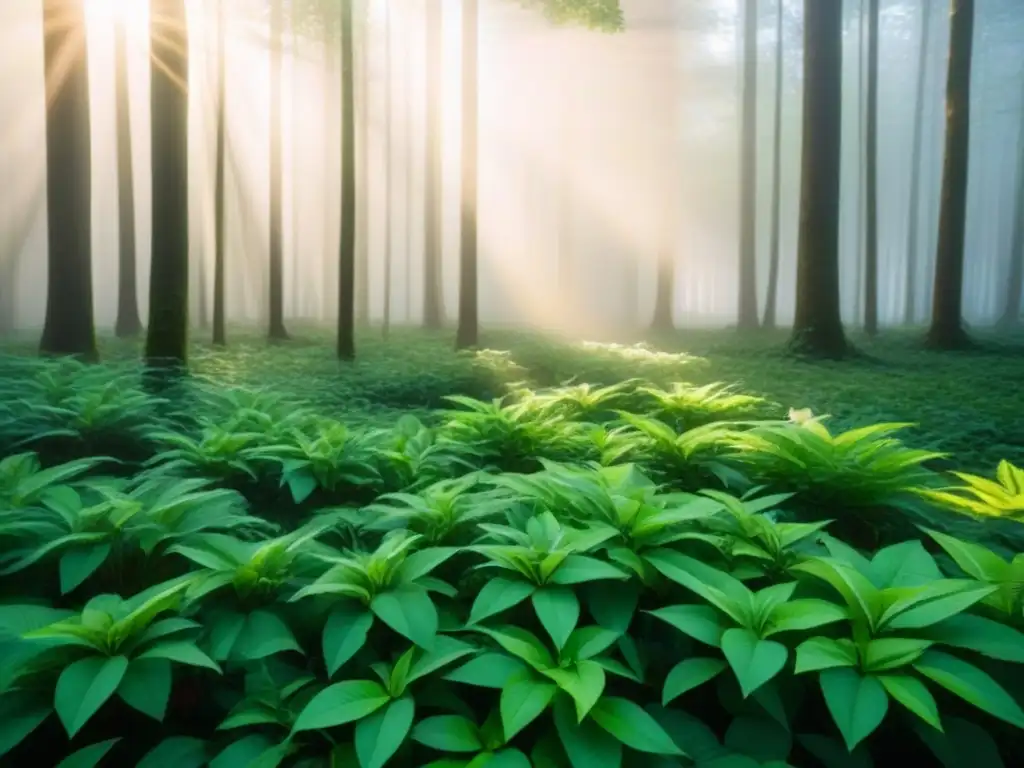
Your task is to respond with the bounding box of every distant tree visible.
[268,0,288,340]
[213,0,228,345]
[356,5,371,325]
[0,180,45,334]
[863,0,879,336]
[113,12,142,338]
[650,250,675,331]
[762,0,784,329]
[422,0,445,329]
[999,76,1024,327]
[927,0,974,349]
[40,0,97,360]
[788,0,847,358]
[145,0,190,365]
[737,0,759,329]
[455,0,480,350]
[336,0,357,360]
[903,0,932,325]
[382,0,394,340]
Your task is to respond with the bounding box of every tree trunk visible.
[0,180,46,334]
[903,0,932,325]
[927,0,974,349]
[113,16,142,338]
[863,0,880,336]
[323,22,337,322]
[213,0,227,344]
[268,0,288,339]
[788,0,847,358]
[762,0,784,329]
[145,0,190,365]
[650,249,675,331]
[998,77,1024,327]
[737,0,759,329]
[455,0,479,350]
[356,7,370,325]
[404,19,414,324]
[382,0,393,340]
[422,0,445,329]
[336,0,357,359]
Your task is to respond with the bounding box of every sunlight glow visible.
[85,0,148,34]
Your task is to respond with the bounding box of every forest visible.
[0,0,1023,766]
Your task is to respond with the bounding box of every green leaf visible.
[765,599,848,636]
[412,715,483,752]
[922,613,1024,663]
[444,652,528,688]
[136,736,208,768]
[292,680,391,733]
[552,695,622,768]
[914,649,1024,728]
[798,733,873,768]
[720,628,788,698]
[863,638,932,673]
[561,626,621,661]
[544,659,605,721]
[646,604,724,647]
[59,543,111,595]
[662,658,728,705]
[586,583,638,633]
[398,547,459,583]
[0,699,50,760]
[878,674,942,731]
[371,586,438,649]
[136,641,221,672]
[724,715,793,763]
[407,635,477,683]
[880,581,997,631]
[819,668,889,752]
[233,611,303,661]
[476,626,554,670]
[794,637,858,674]
[548,555,628,585]
[589,697,684,755]
[117,658,171,721]
[56,738,121,768]
[55,655,130,738]
[469,578,536,624]
[912,715,1005,768]
[532,587,579,652]
[355,695,415,768]
[500,676,556,741]
[323,602,374,677]
[209,734,277,768]
[792,558,880,630]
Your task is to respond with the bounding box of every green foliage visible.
[918,460,1024,521]
[515,0,624,32]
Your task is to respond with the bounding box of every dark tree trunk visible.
[145,0,190,365]
[762,0,784,329]
[422,0,445,329]
[356,8,370,325]
[903,0,932,325]
[999,81,1024,327]
[268,0,288,340]
[113,16,142,338]
[213,0,227,345]
[737,0,759,329]
[788,0,847,358]
[927,0,974,349]
[863,0,880,336]
[382,1,393,340]
[336,0,357,360]
[40,0,97,360]
[650,249,675,331]
[455,0,479,350]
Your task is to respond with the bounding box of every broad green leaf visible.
[0,699,49,760]
[921,613,1024,663]
[586,583,638,633]
[482,749,531,768]
[793,558,880,630]
[765,599,848,636]
[208,734,277,768]
[819,668,889,752]
[794,637,858,674]
[136,736,208,768]
[798,733,873,768]
[55,655,130,738]
[922,529,1009,583]
[552,695,622,768]
[323,602,374,677]
[912,715,1005,768]
[543,659,605,721]
[136,641,221,672]
[59,544,111,595]
[548,555,628,585]
[646,551,751,625]
[117,658,171,721]
[662,658,727,705]
[398,547,459,583]
[55,738,121,768]
[469,579,536,625]
[371,586,438,649]
[589,696,684,756]
[724,715,792,763]
[355,695,415,768]
[412,715,483,752]
[475,626,554,670]
[880,581,996,631]
[206,611,247,661]
[500,676,556,740]
[863,638,932,673]
[561,626,621,662]
[532,588,579,651]
[444,652,528,688]
[647,604,724,647]
[720,628,788,698]
[407,635,477,683]
[914,650,1024,728]
[292,680,391,733]
[878,674,942,731]
[233,611,303,661]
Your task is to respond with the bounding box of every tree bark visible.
[455,0,479,350]
[114,15,142,338]
[788,0,847,358]
[863,0,880,336]
[336,0,357,359]
[40,0,97,360]
[737,0,759,329]
[145,0,190,365]
[903,0,932,325]
[213,0,227,345]
[268,0,288,340]
[422,0,445,329]
[927,0,974,349]
[762,0,784,329]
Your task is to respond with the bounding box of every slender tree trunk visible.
[737,0,759,329]
[650,249,675,331]
[146,0,189,365]
[290,2,302,318]
[455,0,479,350]
[356,7,370,325]
[903,0,932,325]
[998,79,1024,327]
[213,0,227,344]
[762,0,784,329]
[422,0,445,328]
[927,0,974,349]
[336,0,357,359]
[113,16,142,338]
[404,19,414,324]
[268,0,288,339]
[863,0,880,335]
[0,180,46,334]
[323,24,336,322]
[40,0,97,360]
[788,0,847,358]
[382,1,393,339]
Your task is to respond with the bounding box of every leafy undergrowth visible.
[1,336,1024,766]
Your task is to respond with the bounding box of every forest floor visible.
[2,323,1023,472]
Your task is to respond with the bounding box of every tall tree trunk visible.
[268,0,288,339]
[927,0,974,349]
[114,15,142,338]
[290,2,303,318]
[422,0,445,328]
[762,0,784,329]
[356,7,370,324]
[213,0,227,344]
[903,0,932,325]
[455,0,479,350]
[863,0,880,336]
[40,0,97,360]
[336,0,357,359]
[998,78,1024,327]
[650,249,675,331]
[404,18,414,324]
[788,0,847,358]
[323,22,336,322]
[146,0,190,365]
[382,1,393,339]
[737,0,759,329]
